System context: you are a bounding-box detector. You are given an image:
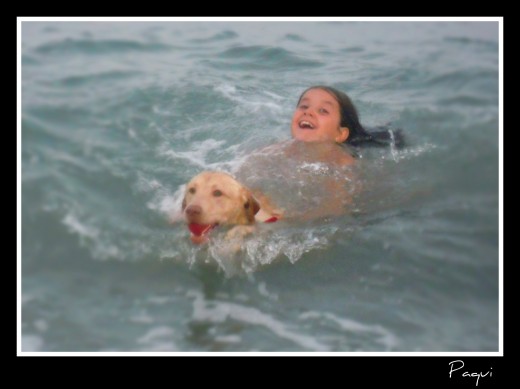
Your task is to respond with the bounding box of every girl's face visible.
[291,88,349,143]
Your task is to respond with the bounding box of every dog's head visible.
[182,171,260,243]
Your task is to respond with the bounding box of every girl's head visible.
[291,85,405,148]
[291,87,351,143]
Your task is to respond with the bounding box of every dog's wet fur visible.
[182,171,280,244]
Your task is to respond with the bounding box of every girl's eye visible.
[213,190,223,197]
[189,187,196,194]
[299,104,308,110]
[319,108,329,114]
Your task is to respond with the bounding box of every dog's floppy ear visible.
[244,193,260,223]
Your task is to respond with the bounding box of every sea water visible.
[21,20,499,352]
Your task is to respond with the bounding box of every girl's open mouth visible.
[299,120,315,129]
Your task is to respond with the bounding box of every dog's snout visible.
[185,204,202,217]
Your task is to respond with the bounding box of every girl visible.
[291,85,405,164]
[236,86,405,221]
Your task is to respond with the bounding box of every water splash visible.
[299,311,400,351]
[389,129,398,162]
[188,290,330,351]
[170,220,342,277]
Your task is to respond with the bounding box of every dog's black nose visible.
[185,204,202,217]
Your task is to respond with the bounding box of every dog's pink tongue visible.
[188,223,213,237]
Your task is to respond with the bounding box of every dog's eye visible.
[188,187,196,194]
[213,189,223,197]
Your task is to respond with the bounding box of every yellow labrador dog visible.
[181,171,282,244]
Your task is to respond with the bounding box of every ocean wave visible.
[59,70,142,87]
[214,83,285,115]
[283,33,307,42]
[189,30,238,44]
[136,326,179,351]
[60,208,149,262]
[436,94,492,107]
[22,54,40,66]
[188,290,330,351]
[425,68,498,91]
[62,212,100,241]
[299,311,400,351]
[34,38,172,56]
[24,105,92,131]
[444,35,498,49]
[339,46,364,53]
[157,138,232,171]
[206,45,324,71]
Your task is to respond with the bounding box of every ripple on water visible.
[205,45,324,71]
[34,38,173,56]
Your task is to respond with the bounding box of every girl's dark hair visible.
[297,85,405,148]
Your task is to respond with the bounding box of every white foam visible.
[298,162,334,176]
[188,224,336,276]
[263,90,284,101]
[158,138,227,169]
[102,245,123,260]
[62,212,100,239]
[300,311,400,350]
[214,83,236,98]
[147,184,185,223]
[246,228,330,266]
[60,207,137,260]
[22,334,44,352]
[388,129,398,162]
[214,83,284,114]
[136,326,177,351]
[189,290,329,351]
[158,247,185,262]
[245,100,284,114]
[380,143,437,162]
[258,282,278,301]
[136,173,164,193]
[134,170,187,226]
